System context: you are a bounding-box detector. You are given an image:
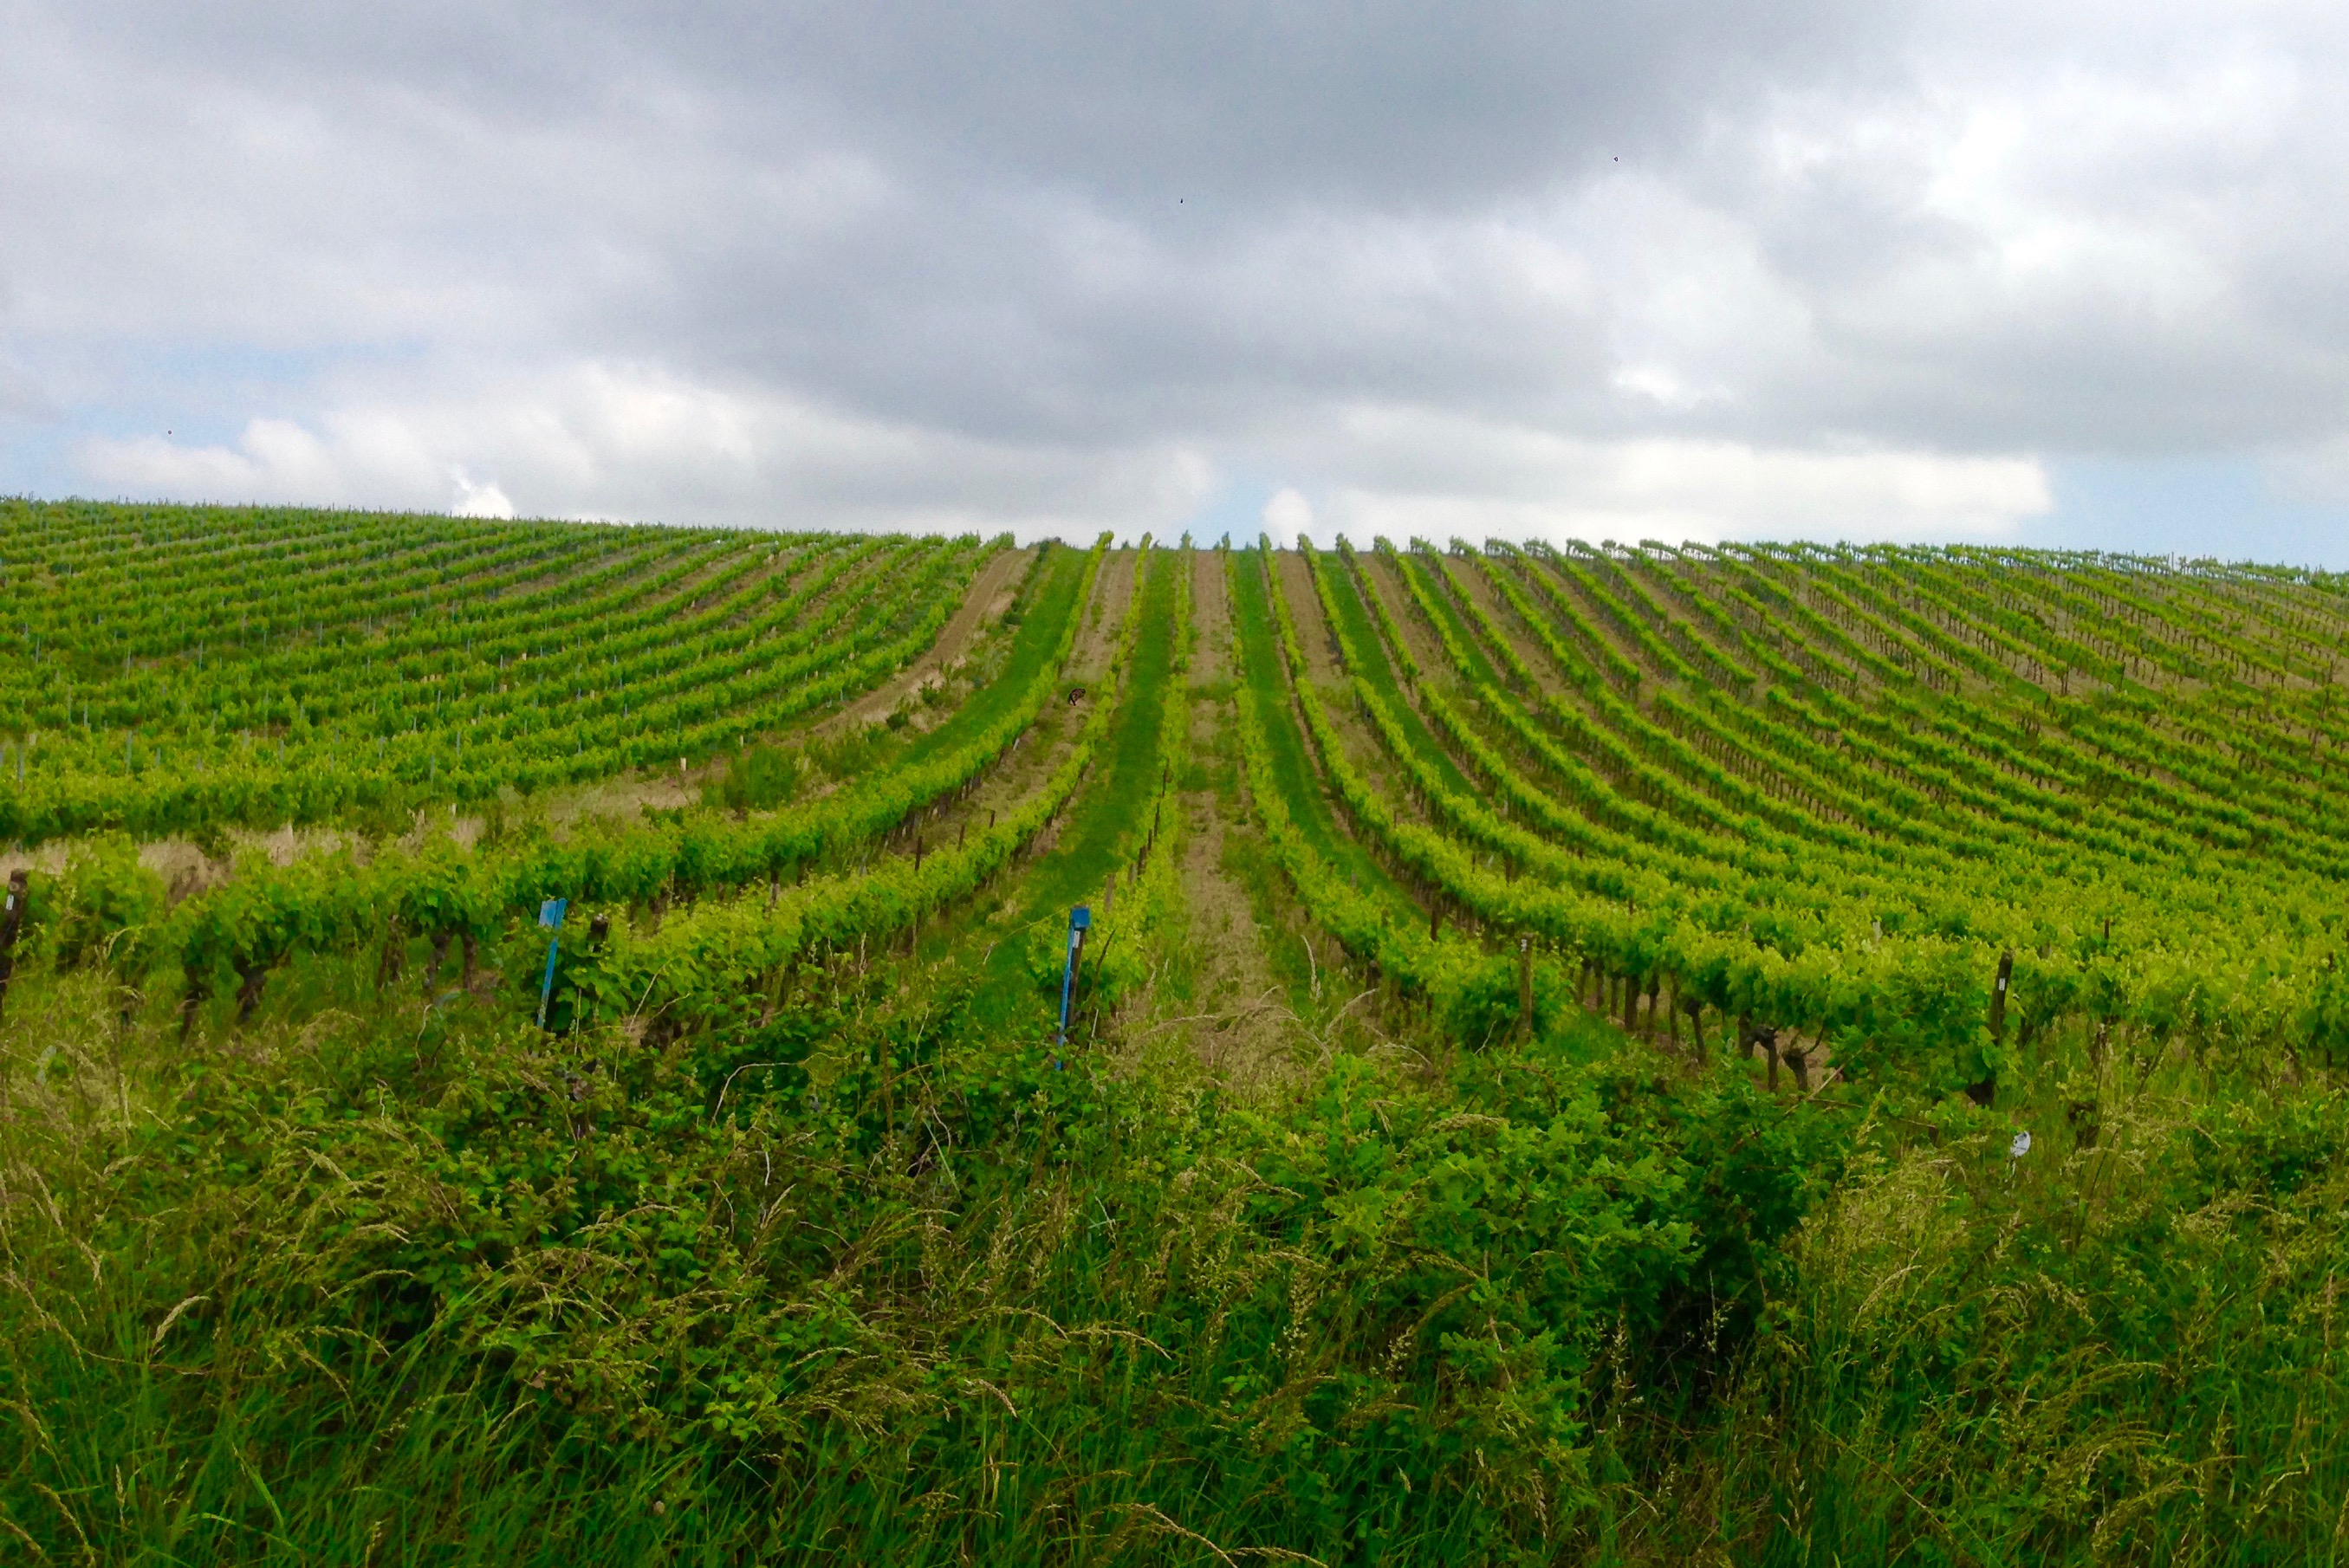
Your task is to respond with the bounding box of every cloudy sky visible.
[4,2,2348,560]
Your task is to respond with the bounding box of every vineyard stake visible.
[0,870,26,1022]
[1969,948,2015,1107]
[535,898,568,1029]
[1058,905,1091,1055]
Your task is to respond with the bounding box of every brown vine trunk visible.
[1516,937,1533,1042]
[178,979,209,1041]
[1969,949,2014,1107]
[377,917,405,988]
[0,869,25,1023]
[234,958,274,1024]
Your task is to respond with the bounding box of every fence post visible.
[1057,906,1091,1059]
[1969,949,2013,1107]
[0,870,26,1022]
[535,898,568,1029]
[1517,936,1533,1041]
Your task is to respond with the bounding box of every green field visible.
[10,497,2349,1563]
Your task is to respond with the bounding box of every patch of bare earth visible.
[1358,554,1454,687]
[974,548,1136,877]
[1171,715,1294,1087]
[1272,550,1343,682]
[878,546,1139,950]
[1451,558,1565,699]
[1069,548,1139,685]
[541,543,996,825]
[1160,549,1297,1086]
[1272,552,1434,831]
[1525,554,1657,690]
[1188,547,1230,684]
[821,547,1034,734]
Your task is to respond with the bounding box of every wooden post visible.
[234,956,275,1024]
[1517,936,1533,1041]
[376,915,405,989]
[1969,949,2013,1107]
[1620,974,1638,1033]
[1430,902,1441,943]
[0,870,28,1021]
[1685,996,1706,1063]
[1665,975,1679,1046]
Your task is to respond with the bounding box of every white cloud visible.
[1308,416,2051,545]
[1261,486,1314,545]
[451,472,515,518]
[72,359,1218,536]
[12,3,2349,555]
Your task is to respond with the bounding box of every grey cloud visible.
[9,0,2349,546]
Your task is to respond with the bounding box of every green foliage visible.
[700,742,806,813]
[21,513,2349,1563]
[0,951,1854,1565]
[55,832,165,974]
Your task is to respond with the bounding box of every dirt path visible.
[1068,548,1139,685]
[1171,747,1296,1087]
[1273,551,1344,683]
[1278,554,1439,830]
[710,536,835,628]
[1177,548,1420,1078]
[1451,557,1565,699]
[1359,554,1456,687]
[904,546,1136,897]
[1168,549,1294,1085]
[1189,548,1230,684]
[1523,552,1657,689]
[821,546,1035,733]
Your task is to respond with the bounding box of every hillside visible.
[5,499,2349,1564]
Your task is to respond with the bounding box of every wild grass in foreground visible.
[7,949,2349,1565]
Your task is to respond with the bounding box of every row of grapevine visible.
[1259,532,2349,1090]
[15,540,1108,1033]
[1,501,1008,841]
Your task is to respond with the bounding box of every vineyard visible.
[8,498,2349,1564]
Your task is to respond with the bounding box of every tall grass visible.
[10,894,2349,1563]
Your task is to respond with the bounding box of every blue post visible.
[1057,905,1091,1054]
[535,897,568,1027]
